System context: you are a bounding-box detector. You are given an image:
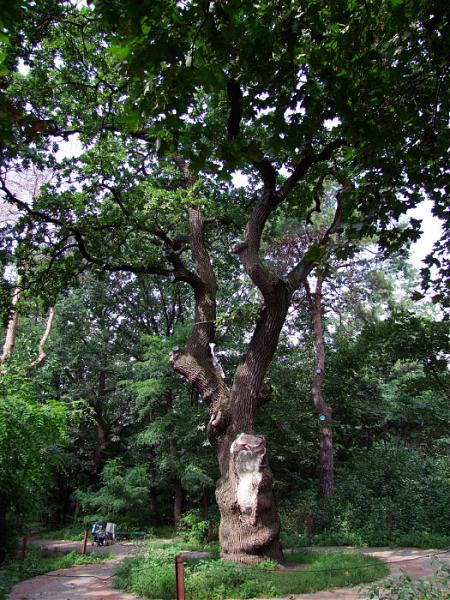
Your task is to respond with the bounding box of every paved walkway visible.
[8,539,140,600]
[7,541,450,599]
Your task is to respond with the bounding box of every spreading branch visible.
[72,231,172,276]
[173,155,196,187]
[287,175,351,292]
[27,307,56,370]
[279,139,346,201]
[169,216,229,415]
[235,141,345,302]
[252,159,277,192]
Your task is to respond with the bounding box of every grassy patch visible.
[114,543,388,599]
[0,545,113,600]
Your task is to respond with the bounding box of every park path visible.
[7,541,450,599]
[269,546,450,600]
[8,538,141,600]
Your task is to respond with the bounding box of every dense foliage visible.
[0,0,448,565]
[0,365,67,560]
[280,443,450,548]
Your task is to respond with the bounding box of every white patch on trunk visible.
[230,433,266,519]
[209,343,226,379]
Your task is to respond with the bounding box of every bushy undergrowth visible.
[114,543,388,599]
[0,545,112,600]
[280,530,450,550]
[178,511,209,547]
[280,443,450,549]
[37,526,85,541]
[75,459,150,526]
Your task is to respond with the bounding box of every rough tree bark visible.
[169,206,286,563]
[167,146,343,563]
[304,276,334,498]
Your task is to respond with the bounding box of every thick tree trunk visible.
[215,431,283,563]
[305,277,334,498]
[212,292,289,564]
[172,298,287,563]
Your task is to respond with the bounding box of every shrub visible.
[279,443,450,548]
[114,543,388,599]
[178,511,209,547]
[0,369,68,563]
[114,546,179,600]
[185,559,277,600]
[75,459,149,525]
[38,526,84,541]
[365,559,450,599]
[392,532,450,550]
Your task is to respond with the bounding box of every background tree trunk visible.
[174,478,183,526]
[27,307,55,370]
[305,276,334,498]
[0,498,8,563]
[0,286,21,366]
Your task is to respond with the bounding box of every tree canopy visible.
[0,0,449,563]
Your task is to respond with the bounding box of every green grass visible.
[114,543,388,599]
[0,545,113,600]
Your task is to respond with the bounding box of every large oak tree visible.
[0,0,448,562]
